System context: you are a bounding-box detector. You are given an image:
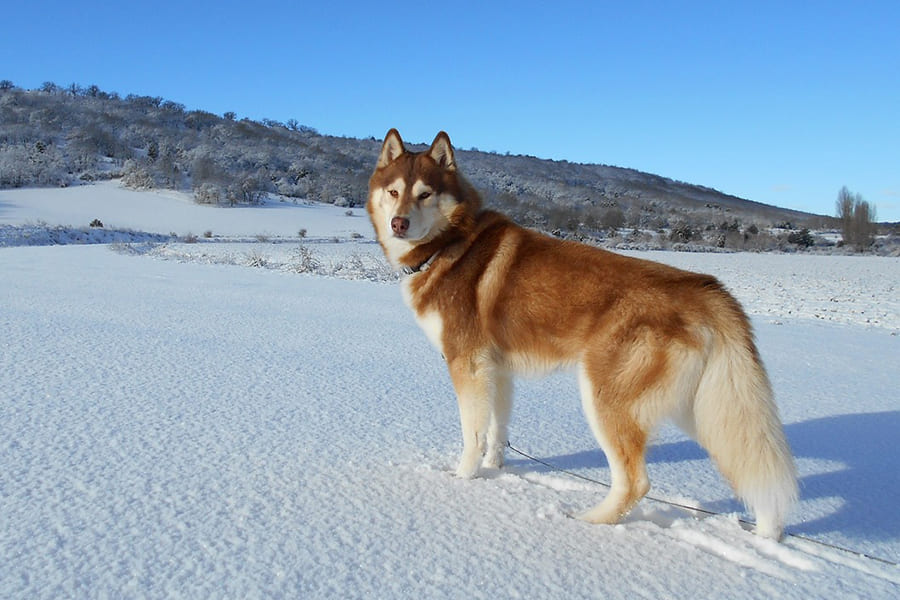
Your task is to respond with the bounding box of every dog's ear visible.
[428,131,456,171]
[377,129,405,168]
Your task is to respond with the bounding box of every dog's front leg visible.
[448,356,492,479]
[483,369,512,470]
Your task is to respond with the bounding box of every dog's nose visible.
[391,216,410,235]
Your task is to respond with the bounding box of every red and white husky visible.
[367,129,797,539]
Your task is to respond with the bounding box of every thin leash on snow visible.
[506,441,899,567]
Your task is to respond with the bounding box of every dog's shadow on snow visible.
[512,411,900,541]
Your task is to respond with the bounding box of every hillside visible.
[0,82,827,242]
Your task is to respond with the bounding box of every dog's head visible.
[367,129,473,268]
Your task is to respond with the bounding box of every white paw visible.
[483,446,505,469]
[456,450,482,479]
[575,502,622,525]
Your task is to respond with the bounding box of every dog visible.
[367,129,798,539]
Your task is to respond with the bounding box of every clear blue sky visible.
[3,1,898,221]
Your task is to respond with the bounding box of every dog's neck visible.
[398,210,509,276]
[402,248,442,275]
[397,231,457,274]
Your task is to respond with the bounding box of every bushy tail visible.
[691,331,798,539]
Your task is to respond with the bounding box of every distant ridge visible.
[1,82,828,241]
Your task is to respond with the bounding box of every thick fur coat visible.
[367,129,797,539]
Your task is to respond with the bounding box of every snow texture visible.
[1,182,899,598]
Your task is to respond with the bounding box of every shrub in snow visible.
[669,222,696,243]
[334,253,366,276]
[193,183,222,205]
[787,228,814,248]
[601,207,626,230]
[121,160,154,189]
[288,245,320,274]
[245,250,268,268]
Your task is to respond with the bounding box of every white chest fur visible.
[402,277,445,354]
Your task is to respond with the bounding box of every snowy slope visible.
[0,179,370,239]
[1,183,899,598]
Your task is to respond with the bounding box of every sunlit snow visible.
[2,181,898,598]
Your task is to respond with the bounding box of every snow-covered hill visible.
[1,183,898,598]
[0,85,822,231]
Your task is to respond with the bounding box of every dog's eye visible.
[418,191,432,201]
[388,189,399,198]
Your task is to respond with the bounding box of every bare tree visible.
[836,186,854,234]
[835,186,877,250]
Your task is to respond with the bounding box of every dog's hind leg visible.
[448,355,493,479]
[484,369,512,470]
[575,364,651,524]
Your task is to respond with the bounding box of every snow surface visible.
[0,179,368,239]
[1,182,899,598]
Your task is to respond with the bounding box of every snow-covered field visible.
[1,181,898,598]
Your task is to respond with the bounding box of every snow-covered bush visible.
[244,250,268,268]
[288,244,321,274]
[193,182,222,205]
[121,159,154,189]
